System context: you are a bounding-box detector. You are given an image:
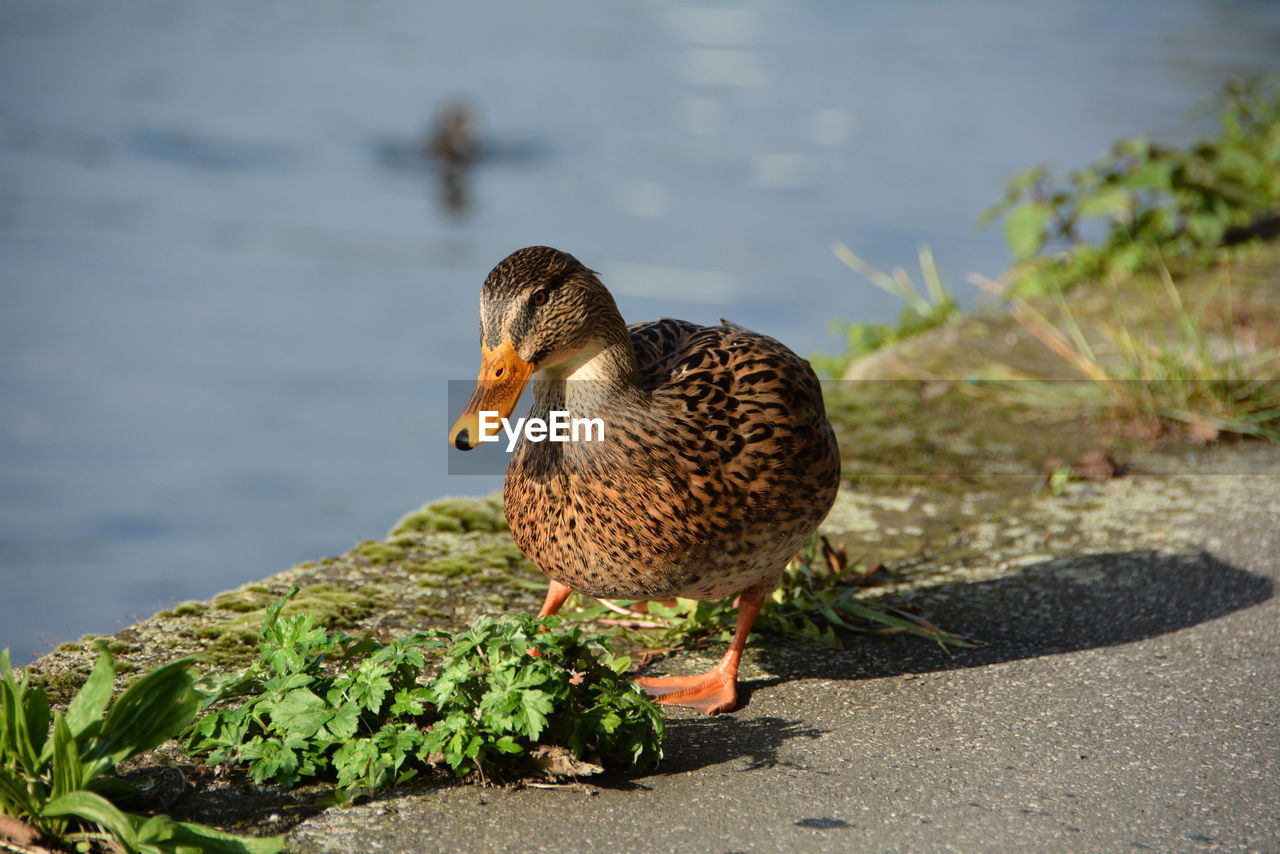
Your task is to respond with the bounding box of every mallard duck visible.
[449,246,841,714]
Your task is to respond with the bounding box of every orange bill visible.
[450,338,535,450]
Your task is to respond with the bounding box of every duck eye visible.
[531,289,548,307]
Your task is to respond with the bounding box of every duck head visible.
[449,246,627,451]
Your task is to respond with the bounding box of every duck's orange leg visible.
[526,580,575,656]
[635,587,766,715]
[538,579,573,617]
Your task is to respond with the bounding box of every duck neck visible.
[533,323,643,419]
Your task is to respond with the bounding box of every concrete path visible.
[289,455,1279,853]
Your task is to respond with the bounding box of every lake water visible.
[2,1,1278,663]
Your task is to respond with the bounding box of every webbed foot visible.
[636,669,737,715]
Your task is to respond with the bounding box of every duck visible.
[449,246,841,714]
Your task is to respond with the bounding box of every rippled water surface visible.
[2,1,1278,661]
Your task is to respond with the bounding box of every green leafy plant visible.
[421,615,664,779]
[573,534,975,649]
[982,75,1280,295]
[186,594,664,797]
[0,646,281,854]
[186,596,441,798]
[813,242,960,376]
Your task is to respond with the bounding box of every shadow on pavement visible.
[642,549,1272,776]
[756,548,1273,683]
[654,716,827,776]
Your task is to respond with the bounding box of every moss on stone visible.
[191,583,384,667]
[390,495,508,535]
[212,592,267,613]
[201,625,261,668]
[411,556,479,578]
[358,542,407,564]
[474,541,536,573]
[279,584,379,626]
[27,668,90,706]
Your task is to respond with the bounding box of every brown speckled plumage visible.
[478,246,841,602]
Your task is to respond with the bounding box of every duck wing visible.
[628,316,839,527]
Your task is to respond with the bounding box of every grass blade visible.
[64,643,116,743]
[136,812,285,854]
[88,657,197,769]
[50,713,87,799]
[43,789,139,850]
